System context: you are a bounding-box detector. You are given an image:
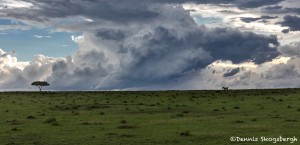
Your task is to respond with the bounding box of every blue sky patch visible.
[193,15,223,25]
[0,25,79,61]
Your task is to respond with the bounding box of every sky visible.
[0,0,300,91]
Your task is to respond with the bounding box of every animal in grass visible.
[222,87,229,90]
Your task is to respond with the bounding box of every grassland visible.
[0,89,300,145]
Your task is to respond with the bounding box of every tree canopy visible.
[31,81,50,91]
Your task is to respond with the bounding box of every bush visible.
[27,115,36,119]
[233,106,240,109]
[120,120,127,124]
[234,120,244,123]
[11,127,20,131]
[180,131,191,136]
[182,110,189,114]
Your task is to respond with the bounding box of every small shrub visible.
[11,127,19,131]
[234,120,244,123]
[27,115,35,119]
[273,115,281,118]
[285,119,298,122]
[176,113,184,117]
[120,120,127,124]
[233,106,240,109]
[179,131,191,136]
[182,110,189,114]
[105,133,118,136]
[80,122,102,125]
[222,106,227,111]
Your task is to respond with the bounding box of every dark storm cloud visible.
[281,29,289,33]
[261,15,278,19]
[236,0,283,8]
[279,15,300,31]
[218,10,241,14]
[30,0,281,89]
[0,0,284,90]
[240,17,261,23]
[96,29,125,41]
[285,8,300,14]
[4,0,159,23]
[263,6,300,14]
[240,15,278,23]
[264,5,283,10]
[158,0,283,8]
[199,28,279,64]
[102,25,280,89]
[2,0,284,24]
[223,68,240,77]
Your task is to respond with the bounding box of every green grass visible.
[0,89,300,145]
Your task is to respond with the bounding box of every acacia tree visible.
[31,81,50,92]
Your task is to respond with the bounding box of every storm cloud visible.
[0,0,298,90]
[240,15,278,23]
[263,6,300,15]
[1,0,285,24]
[279,15,300,32]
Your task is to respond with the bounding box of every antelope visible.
[222,87,229,90]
